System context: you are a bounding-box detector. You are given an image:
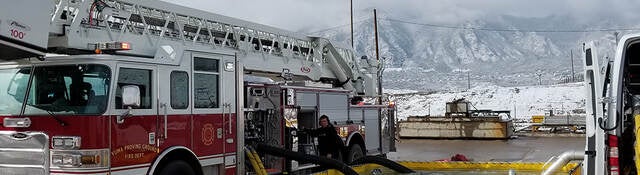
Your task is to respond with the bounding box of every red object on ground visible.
[450,154,470,161]
[434,154,470,162]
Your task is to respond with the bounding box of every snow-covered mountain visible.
[317,11,634,91]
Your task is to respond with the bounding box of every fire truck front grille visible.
[0,151,46,164]
[0,131,49,175]
[0,167,46,175]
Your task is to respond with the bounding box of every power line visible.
[308,21,360,34]
[382,18,640,33]
[308,16,640,34]
[308,17,370,34]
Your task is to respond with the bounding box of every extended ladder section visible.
[40,0,378,95]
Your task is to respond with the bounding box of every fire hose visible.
[255,143,358,175]
[245,146,267,175]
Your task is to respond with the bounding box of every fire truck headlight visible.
[63,154,79,165]
[51,154,81,167]
[51,155,63,165]
[51,149,109,169]
[52,136,81,150]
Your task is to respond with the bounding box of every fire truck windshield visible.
[0,64,111,116]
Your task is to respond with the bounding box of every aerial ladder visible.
[1,0,380,96]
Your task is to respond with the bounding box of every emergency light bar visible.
[89,42,131,53]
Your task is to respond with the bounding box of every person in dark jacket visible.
[308,115,343,159]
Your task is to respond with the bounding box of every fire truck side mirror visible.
[122,85,141,108]
[118,85,140,124]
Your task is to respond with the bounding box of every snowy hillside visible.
[318,12,633,91]
[387,82,585,120]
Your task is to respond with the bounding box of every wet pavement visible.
[388,136,584,162]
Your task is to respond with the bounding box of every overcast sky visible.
[161,0,639,33]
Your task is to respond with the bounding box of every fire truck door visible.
[189,52,237,168]
[110,64,161,168]
[157,64,192,154]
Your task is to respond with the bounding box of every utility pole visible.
[374,9,381,105]
[373,9,384,151]
[514,103,517,119]
[570,49,575,82]
[428,103,431,116]
[350,0,354,48]
[374,9,380,62]
[467,71,471,90]
[536,72,542,85]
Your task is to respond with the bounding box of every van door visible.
[110,63,159,173]
[582,42,606,175]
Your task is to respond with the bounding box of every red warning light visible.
[120,42,131,50]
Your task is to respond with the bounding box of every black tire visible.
[345,144,364,163]
[334,149,343,162]
[157,160,196,175]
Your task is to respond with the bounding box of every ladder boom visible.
[3,0,380,96]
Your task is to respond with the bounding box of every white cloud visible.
[160,0,638,32]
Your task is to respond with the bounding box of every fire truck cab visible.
[0,0,394,175]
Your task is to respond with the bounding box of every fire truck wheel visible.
[158,160,196,175]
[346,144,364,163]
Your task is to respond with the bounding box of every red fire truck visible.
[0,0,396,174]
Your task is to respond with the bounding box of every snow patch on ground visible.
[388,82,585,120]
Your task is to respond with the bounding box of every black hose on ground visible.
[254,143,358,175]
[349,156,415,173]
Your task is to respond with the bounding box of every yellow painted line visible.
[313,161,581,175]
[399,161,580,172]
